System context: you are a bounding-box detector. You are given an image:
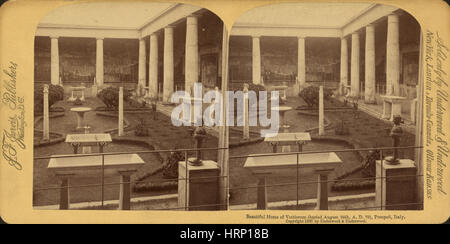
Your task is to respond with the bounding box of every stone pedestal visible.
[119,171,135,210]
[178,160,220,210]
[58,176,71,210]
[256,175,268,210]
[315,169,333,210]
[376,159,417,210]
[381,95,406,121]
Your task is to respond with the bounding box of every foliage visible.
[97,87,132,109]
[361,150,380,177]
[34,84,64,113]
[298,86,333,108]
[229,83,266,95]
[134,117,149,137]
[74,97,82,106]
[162,150,185,179]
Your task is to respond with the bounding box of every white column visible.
[252,36,261,85]
[365,24,376,103]
[243,84,250,140]
[50,36,59,85]
[185,15,199,94]
[163,26,174,103]
[149,34,159,99]
[340,37,348,95]
[351,32,360,97]
[43,85,49,140]
[386,14,400,96]
[118,87,124,136]
[319,85,324,136]
[96,37,104,87]
[297,36,306,91]
[138,38,146,95]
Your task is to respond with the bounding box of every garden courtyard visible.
[33,87,416,209]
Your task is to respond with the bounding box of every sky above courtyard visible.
[39,2,175,29]
[39,2,374,29]
[233,3,373,28]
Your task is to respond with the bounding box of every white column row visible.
[48,14,201,101]
[251,35,306,90]
[340,13,400,102]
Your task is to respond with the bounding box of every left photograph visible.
[33,2,230,210]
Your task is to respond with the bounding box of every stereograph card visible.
[0,0,449,224]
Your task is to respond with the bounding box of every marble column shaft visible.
[149,34,159,99]
[138,38,147,92]
[252,36,261,85]
[163,27,174,102]
[340,38,348,95]
[185,15,199,94]
[50,36,59,85]
[297,36,306,90]
[351,32,360,97]
[96,38,104,87]
[365,24,376,103]
[386,14,400,96]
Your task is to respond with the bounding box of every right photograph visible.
[228,2,423,211]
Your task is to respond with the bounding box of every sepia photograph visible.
[29,1,426,213]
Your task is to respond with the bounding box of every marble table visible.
[48,153,144,210]
[273,106,293,132]
[270,85,288,104]
[380,95,406,121]
[264,132,311,153]
[244,152,342,210]
[70,107,92,130]
[65,133,112,154]
[68,86,86,102]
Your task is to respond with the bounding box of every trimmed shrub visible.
[97,86,132,109]
[34,84,64,114]
[134,117,149,137]
[298,86,333,108]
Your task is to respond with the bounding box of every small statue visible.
[384,115,403,165]
[189,127,207,166]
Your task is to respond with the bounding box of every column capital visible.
[352,32,360,38]
[49,35,59,39]
[387,13,399,23]
[297,35,306,40]
[150,32,158,38]
[187,13,201,19]
[96,37,104,40]
[165,25,175,30]
[366,23,375,28]
[251,35,261,39]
